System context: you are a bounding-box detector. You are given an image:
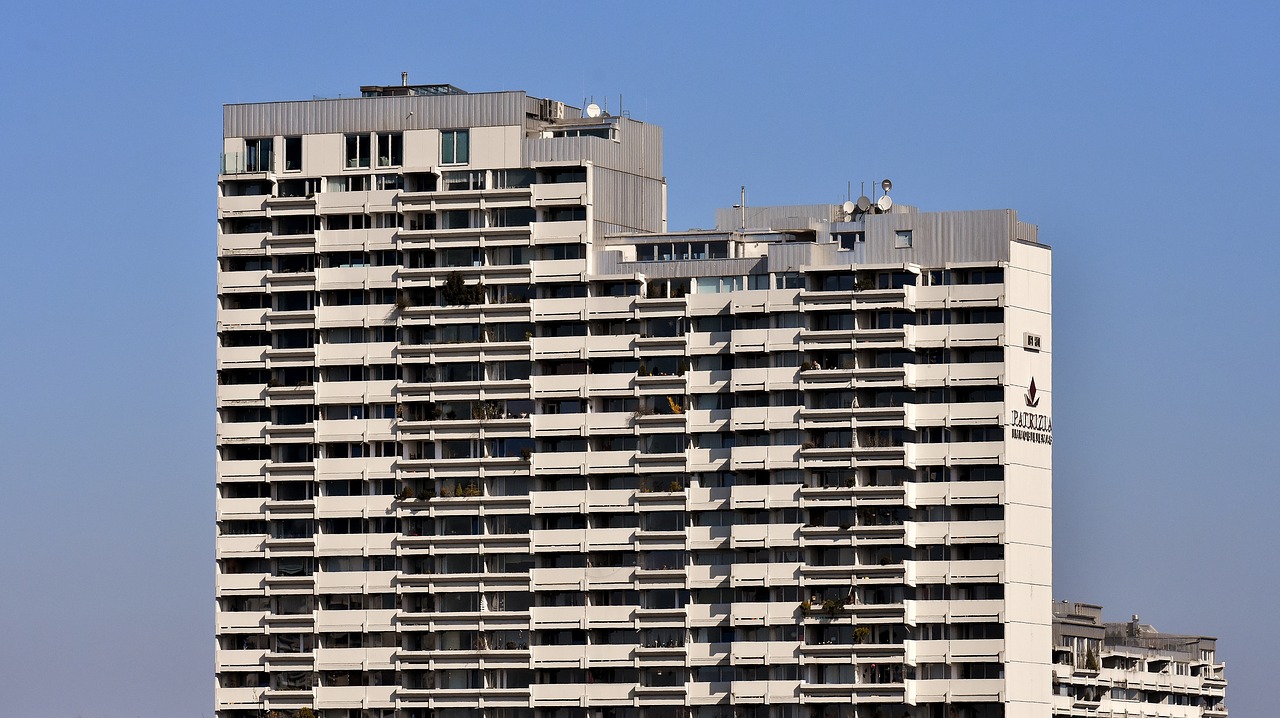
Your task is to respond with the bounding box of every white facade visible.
[216,84,1054,718]
[1051,603,1227,718]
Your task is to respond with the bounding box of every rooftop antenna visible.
[876,178,894,212]
[732,186,747,231]
[856,181,871,213]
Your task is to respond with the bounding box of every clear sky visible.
[1,1,1276,716]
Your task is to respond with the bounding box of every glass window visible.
[283,137,301,171]
[442,129,470,165]
[894,230,913,248]
[244,137,272,173]
[344,134,370,169]
[376,132,403,167]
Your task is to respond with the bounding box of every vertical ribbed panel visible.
[224,92,530,137]
[524,119,663,178]
[863,209,1016,266]
[766,242,840,272]
[592,168,665,234]
[714,204,837,231]
[604,257,765,279]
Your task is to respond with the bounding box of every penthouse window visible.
[375,132,402,167]
[283,136,301,171]
[635,240,730,262]
[441,129,469,164]
[244,137,272,172]
[551,126,616,140]
[344,134,371,168]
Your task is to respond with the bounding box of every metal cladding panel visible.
[524,119,663,179]
[594,250,625,276]
[224,92,529,138]
[613,257,765,280]
[592,168,665,234]
[862,209,1018,266]
[766,242,840,273]
[714,204,836,231]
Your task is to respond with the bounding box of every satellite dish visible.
[856,195,872,212]
[585,103,601,118]
[881,178,893,194]
[841,200,856,216]
[876,195,893,211]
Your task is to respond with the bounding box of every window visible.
[836,231,865,249]
[328,174,371,192]
[441,129,469,164]
[245,137,272,172]
[344,134,370,168]
[894,229,913,248]
[376,132,402,167]
[443,170,485,191]
[494,168,535,188]
[283,137,301,171]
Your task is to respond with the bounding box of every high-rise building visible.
[216,84,1053,718]
[1051,602,1227,717]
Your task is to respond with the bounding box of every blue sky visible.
[1,1,1276,715]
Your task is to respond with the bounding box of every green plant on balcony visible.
[442,271,484,306]
[473,401,501,421]
[668,480,683,493]
[460,482,481,498]
[822,599,840,616]
[799,600,812,616]
[394,485,414,501]
[853,626,871,644]
[1085,649,1100,671]
[519,447,532,461]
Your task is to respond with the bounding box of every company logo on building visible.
[1024,378,1040,407]
[1011,377,1051,445]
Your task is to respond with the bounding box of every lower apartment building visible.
[216,84,1056,718]
[1052,602,1226,718]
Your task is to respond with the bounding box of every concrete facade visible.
[1052,602,1226,718]
[216,84,1056,718]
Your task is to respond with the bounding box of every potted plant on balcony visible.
[799,600,812,616]
[853,626,871,644]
